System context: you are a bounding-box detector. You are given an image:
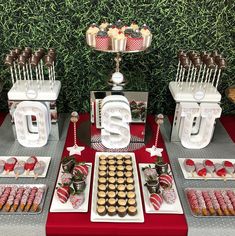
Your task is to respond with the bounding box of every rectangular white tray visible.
[139,163,183,214]
[0,156,51,178]
[91,152,144,223]
[0,184,48,214]
[50,163,92,212]
[178,158,235,180]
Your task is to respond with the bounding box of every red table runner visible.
[46,114,187,236]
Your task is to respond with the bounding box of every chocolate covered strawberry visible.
[69,192,85,209]
[56,186,70,204]
[73,163,88,177]
[159,174,173,189]
[150,193,163,210]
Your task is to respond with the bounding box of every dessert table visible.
[46,114,188,236]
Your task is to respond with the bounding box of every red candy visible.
[150,193,163,210]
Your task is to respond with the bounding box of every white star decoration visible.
[146,145,163,157]
[67,145,85,156]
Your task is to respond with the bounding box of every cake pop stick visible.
[32,187,44,212]
[33,161,46,179]
[4,157,17,174]
[14,161,25,179]
[5,186,18,212]
[12,187,25,211]
[223,161,234,177]
[25,156,38,175]
[183,158,195,177]
[215,163,226,181]
[20,187,31,211]
[175,50,185,82]
[0,187,11,210]
[24,187,38,212]
[195,162,207,180]
[4,54,15,86]
[215,58,226,90]
[203,159,215,177]
[10,51,19,83]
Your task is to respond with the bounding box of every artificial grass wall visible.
[0,0,234,114]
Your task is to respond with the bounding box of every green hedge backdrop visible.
[0,0,234,114]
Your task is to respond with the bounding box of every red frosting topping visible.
[186,159,194,166]
[216,168,226,177]
[223,161,233,167]
[205,160,214,166]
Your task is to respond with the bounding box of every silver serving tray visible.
[0,184,48,214]
[185,187,235,217]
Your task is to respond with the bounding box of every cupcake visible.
[118,199,126,207]
[108,165,116,172]
[108,160,116,166]
[117,184,126,192]
[117,160,124,166]
[98,177,107,185]
[126,31,143,51]
[98,170,107,178]
[127,198,137,207]
[116,155,124,160]
[126,184,135,192]
[98,184,106,192]
[117,165,124,171]
[126,177,134,185]
[108,184,116,191]
[130,21,139,30]
[108,171,116,178]
[124,28,134,38]
[97,191,106,199]
[99,155,107,161]
[107,191,116,199]
[86,23,99,47]
[125,171,133,178]
[125,165,133,172]
[125,160,132,166]
[127,191,136,199]
[99,160,107,166]
[108,177,116,184]
[112,31,127,52]
[118,206,127,217]
[96,29,109,50]
[140,24,152,48]
[117,171,124,178]
[107,26,119,39]
[97,205,107,216]
[108,155,115,160]
[118,191,126,199]
[99,165,107,171]
[117,177,125,185]
[115,19,123,29]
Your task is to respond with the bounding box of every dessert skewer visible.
[24,187,38,212]
[226,190,235,210]
[5,186,18,211]
[208,190,223,216]
[221,190,235,216]
[0,187,11,210]
[202,191,216,215]
[12,187,25,211]
[32,187,44,212]
[214,190,230,216]
[186,189,200,215]
[20,187,31,211]
[195,190,209,216]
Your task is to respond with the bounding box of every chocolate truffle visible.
[118,199,127,207]
[128,206,137,216]
[98,177,107,185]
[107,191,116,199]
[117,184,126,192]
[98,184,106,192]
[98,171,107,178]
[118,191,126,199]
[97,191,106,199]
[107,206,116,216]
[108,184,116,191]
[107,198,116,206]
[127,191,136,199]
[127,198,137,207]
[118,206,127,217]
[97,198,106,206]
[97,205,107,216]
[126,184,135,192]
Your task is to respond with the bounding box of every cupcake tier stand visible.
[90,47,148,90]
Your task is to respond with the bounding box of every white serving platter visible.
[91,152,144,223]
[139,163,183,214]
[50,163,92,212]
[178,158,235,180]
[0,156,51,178]
[0,184,48,214]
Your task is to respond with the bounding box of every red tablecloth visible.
[46,114,187,236]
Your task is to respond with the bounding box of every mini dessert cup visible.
[95,29,110,50]
[86,23,99,47]
[112,31,127,51]
[140,24,152,48]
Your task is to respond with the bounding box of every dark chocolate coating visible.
[18,55,26,66]
[48,51,56,61]
[205,57,215,69]
[22,51,31,59]
[202,54,211,63]
[188,51,198,60]
[9,51,18,60]
[4,54,13,66]
[215,55,223,64]
[218,58,226,69]
[211,50,219,58]
[180,56,190,69]
[44,55,53,67]
[192,57,201,68]
[30,55,39,67]
[48,48,55,54]
[24,47,32,54]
